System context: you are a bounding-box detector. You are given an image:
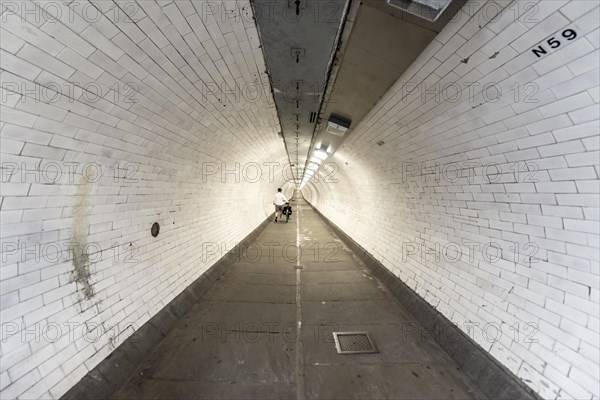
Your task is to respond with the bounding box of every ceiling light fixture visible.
[314,150,328,160]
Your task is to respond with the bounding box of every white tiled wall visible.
[0,1,289,397]
[305,1,599,398]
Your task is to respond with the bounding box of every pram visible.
[282,202,292,223]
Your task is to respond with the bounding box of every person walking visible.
[273,188,288,222]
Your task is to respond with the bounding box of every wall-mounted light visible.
[326,115,351,137]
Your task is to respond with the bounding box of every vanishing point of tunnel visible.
[0,1,599,399]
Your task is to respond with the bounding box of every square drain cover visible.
[332,332,378,354]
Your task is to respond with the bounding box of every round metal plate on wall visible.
[151,222,160,237]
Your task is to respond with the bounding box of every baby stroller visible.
[282,202,292,223]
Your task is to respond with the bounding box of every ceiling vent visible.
[386,0,452,22]
[326,115,351,137]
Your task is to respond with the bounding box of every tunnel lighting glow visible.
[310,157,322,165]
[315,142,322,149]
[314,150,328,160]
[308,162,319,170]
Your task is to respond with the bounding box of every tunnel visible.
[0,0,599,399]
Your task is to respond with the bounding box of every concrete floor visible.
[112,199,487,399]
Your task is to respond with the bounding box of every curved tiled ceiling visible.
[309,0,467,173]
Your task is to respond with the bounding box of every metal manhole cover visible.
[332,332,378,354]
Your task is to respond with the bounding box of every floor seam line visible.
[295,199,306,400]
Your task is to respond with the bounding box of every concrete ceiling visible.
[253,0,349,183]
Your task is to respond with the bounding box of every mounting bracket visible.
[291,48,305,63]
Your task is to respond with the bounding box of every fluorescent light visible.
[308,162,319,170]
[314,150,328,160]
